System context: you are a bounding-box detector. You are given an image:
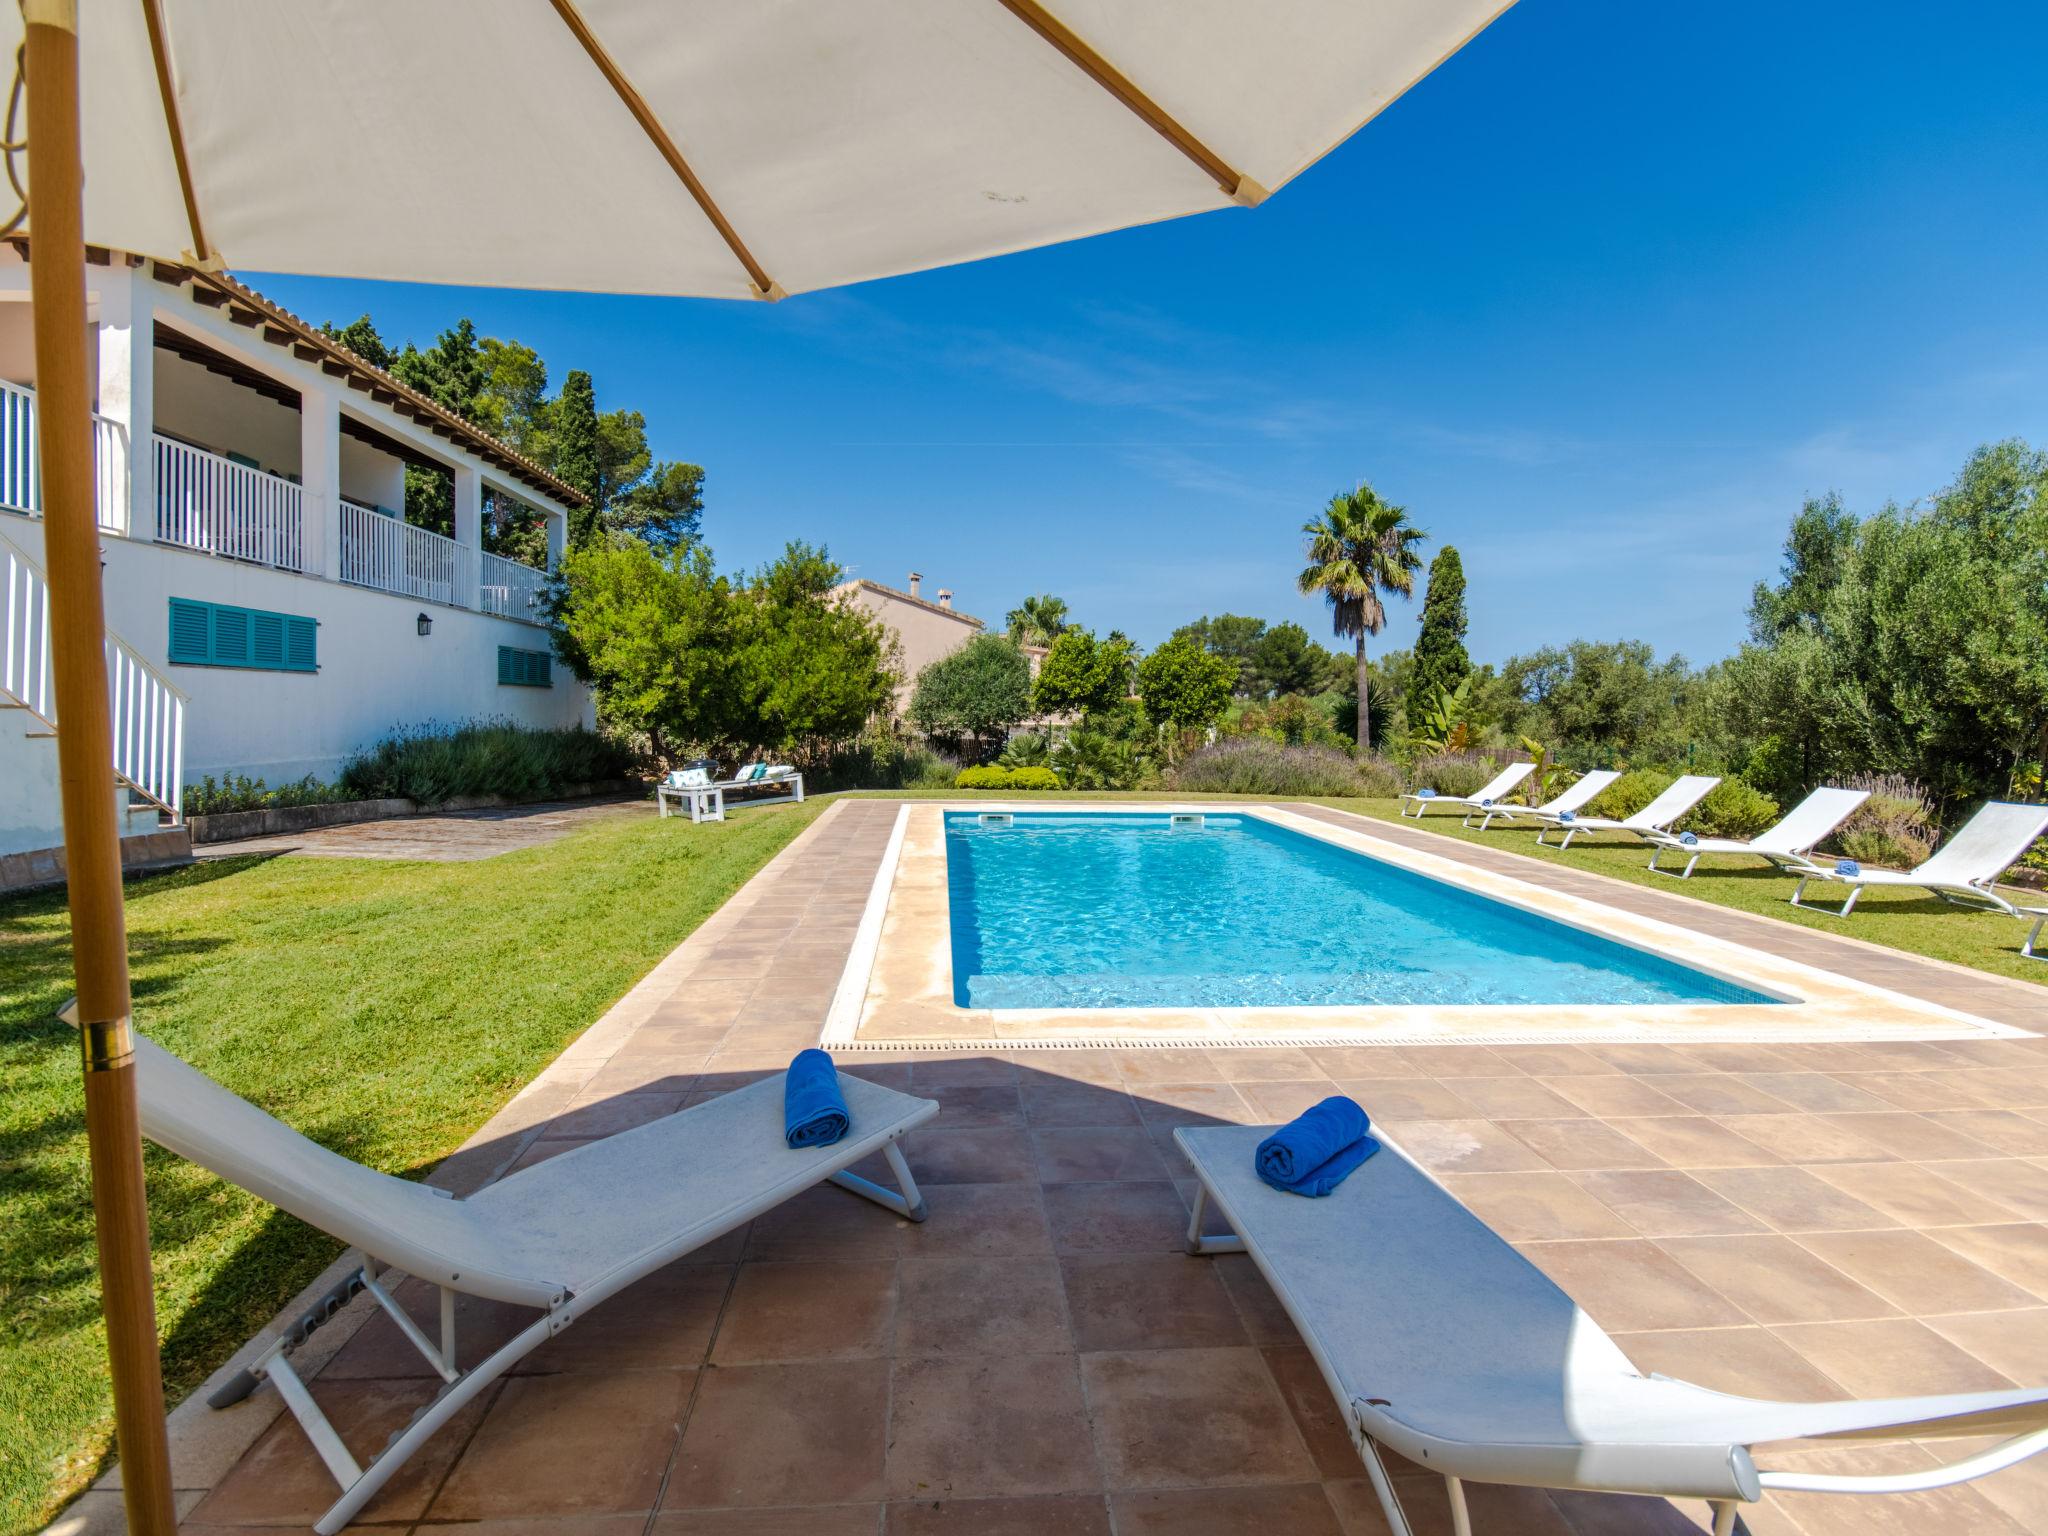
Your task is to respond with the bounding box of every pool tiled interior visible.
[77,799,2048,1536]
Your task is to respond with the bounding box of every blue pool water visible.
[945,812,1781,1010]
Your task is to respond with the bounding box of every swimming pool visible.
[944,811,1780,1010]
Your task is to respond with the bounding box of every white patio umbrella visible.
[7,1,1512,1528]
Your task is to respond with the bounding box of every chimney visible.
[907,571,922,598]
[937,588,953,610]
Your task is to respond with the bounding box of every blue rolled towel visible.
[1255,1096,1378,1197]
[1835,858,1861,877]
[784,1048,850,1148]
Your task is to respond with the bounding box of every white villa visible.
[0,244,593,875]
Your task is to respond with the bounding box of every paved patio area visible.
[194,798,646,863]
[78,798,2048,1535]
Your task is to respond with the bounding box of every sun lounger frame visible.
[135,1038,933,1533]
[1398,762,1536,820]
[1177,1121,2048,1536]
[1529,773,1721,850]
[1644,785,1870,880]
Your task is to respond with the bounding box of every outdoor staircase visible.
[2,525,186,824]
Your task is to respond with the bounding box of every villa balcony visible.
[0,379,556,624]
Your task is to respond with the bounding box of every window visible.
[498,645,552,687]
[168,598,318,672]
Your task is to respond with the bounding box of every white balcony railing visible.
[2,528,185,819]
[0,377,132,534]
[154,433,303,571]
[338,498,468,606]
[479,549,549,619]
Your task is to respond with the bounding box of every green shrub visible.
[954,766,1012,789]
[184,773,348,818]
[1410,751,1497,799]
[1007,766,1060,791]
[1687,777,1779,838]
[808,727,954,791]
[338,720,633,807]
[1053,727,1147,790]
[997,732,1052,769]
[1172,738,1364,797]
[1590,768,1674,821]
[1831,773,1937,869]
[1353,754,1407,798]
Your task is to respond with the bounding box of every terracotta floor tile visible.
[1656,1233,1897,1324]
[1791,1227,2035,1314]
[1581,1044,1706,1076]
[1328,1077,1478,1122]
[885,1354,1101,1499]
[191,1377,495,1526]
[1809,1160,2021,1228]
[1817,1110,1999,1161]
[1737,1072,1900,1114]
[431,1370,691,1519]
[1540,1075,1690,1119]
[1238,1079,1345,1122]
[1449,1076,1587,1119]
[1032,1126,1171,1183]
[911,1056,1021,1089]
[743,1183,908,1261]
[713,1260,896,1363]
[1437,1172,1636,1242]
[1061,1252,1246,1351]
[1043,1180,1190,1253]
[896,1255,1071,1357]
[578,1052,706,1098]
[1726,1113,1892,1165]
[1929,1159,2048,1221]
[1300,1045,1426,1078]
[898,1182,1053,1258]
[1768,1467,2033,1534]
[419,1518,650,1536]
[667,1359,889,1509]
[1020,1080,1140,1127]
[1082,1347,1318,1489]
[1212,1253,1301,1344]
[1381,1119,1547,1174]
[654,1506,880,1535]
[1212,1047,1325,1081]
[1542,1489,1726,1536]
[1489,1044,1622,1077]
[1394,1045,1521,1078]
[1259,1345,1357,1476]
[1923,1222,2048,1297]
[1329,1476,1579,1536]
[1571,1170,1769,1237]
[519,1262,730,1373]
[549,1091,688,1139]
[1496,1119,1664,1172]
[1926,1308,2048,1381]
[1648,1075,1799,1116]
[1129,1080,1257,1126]
[1943,1108,2048,1155]
[1772,1317,2016,1395]
[1611,1325,1844,1399]
[884,1493,1111,1534]
[1116,1049,1226,1086]
[1109,1482,1345,1534]
[323,1284,529,1379]
[925,1083,1024,1129]
[1604,1116,1785,1168]
[1691,1165,1894,1233]
[896,1127,1038,1185]
[1515,1239,1746,1331]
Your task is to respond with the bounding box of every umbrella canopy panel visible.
[20,0,1512,299]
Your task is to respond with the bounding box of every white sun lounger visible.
[1529,773,1721,849]
[134,1035,936,1534]
[1786,799,2048,927]
[1178,1123,2048,1536]
[1463,769,1620,831]
[1645,785,1870,879]
[1399,762,1535,819]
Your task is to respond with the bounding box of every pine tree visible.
[554,369,603,544]
[1406,545,1471,729]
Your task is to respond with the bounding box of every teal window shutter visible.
[167,599,210,663]
[167,599,318,673]
[498,645,553,687]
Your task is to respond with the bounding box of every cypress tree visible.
[1406,545,1471,725]
[555,369,603,545]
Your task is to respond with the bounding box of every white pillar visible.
[452,462,482,610]
[544,502,566,570]
[299,380,341,579]
[90,264,150,538]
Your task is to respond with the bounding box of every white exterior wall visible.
[0,251,594,861]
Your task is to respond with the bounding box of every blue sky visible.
[249,0,2048,670]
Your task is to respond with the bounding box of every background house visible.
[0,246,593,870]
[832,571,982,713]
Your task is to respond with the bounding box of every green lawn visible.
[847,789,2048,985]
[0,800,824,1535]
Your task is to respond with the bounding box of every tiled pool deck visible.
[73,799,2048,1535]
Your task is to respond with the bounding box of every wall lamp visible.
[416,612,432,637]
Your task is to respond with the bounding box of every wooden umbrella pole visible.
[24,3,178,1529]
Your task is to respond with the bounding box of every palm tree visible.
[1298,482,1426,753]
[1005,593,1070,648]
